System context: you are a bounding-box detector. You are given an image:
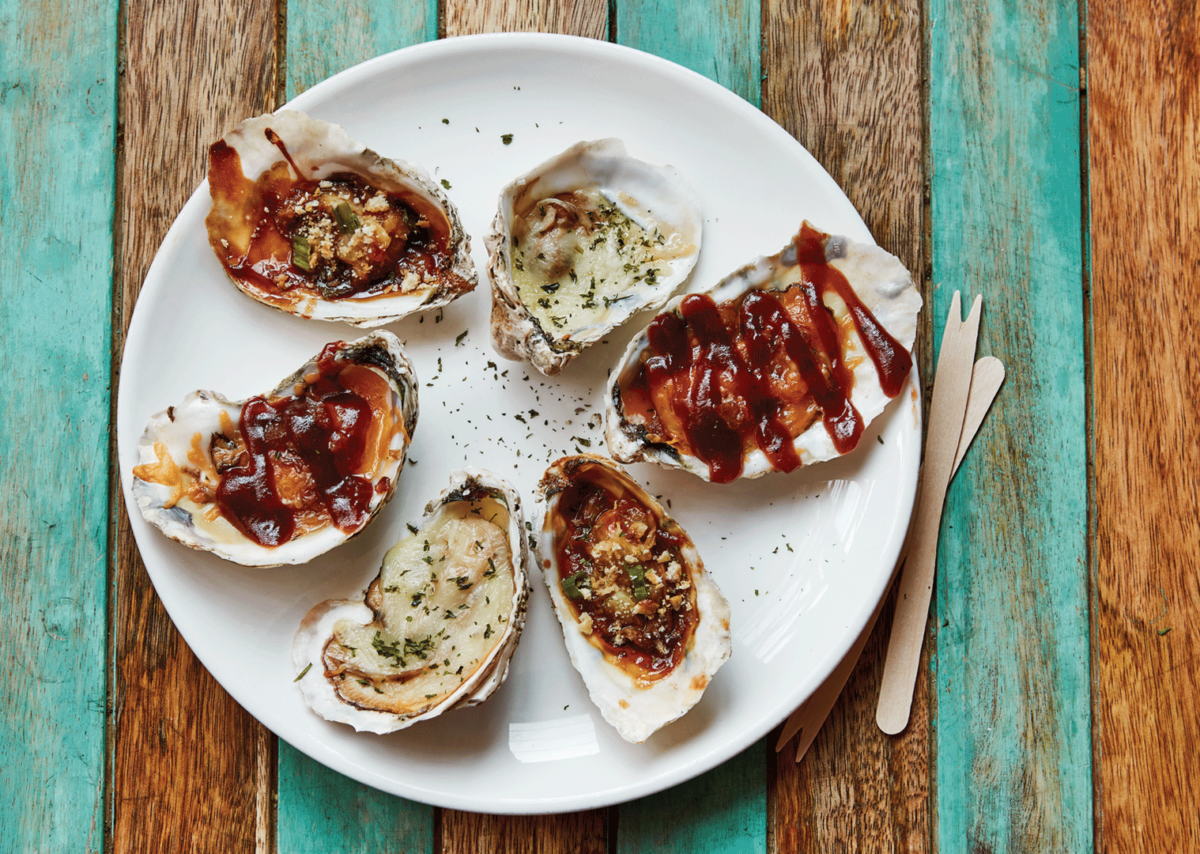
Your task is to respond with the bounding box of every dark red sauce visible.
[623,224,912,483]
[206,129,453,303]
[215,343,377,547]
[552,465,696,681]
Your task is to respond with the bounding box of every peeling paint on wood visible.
[0,1,116,849]
[928,0,1092,850]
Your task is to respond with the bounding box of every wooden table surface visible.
[4,0,1197,850]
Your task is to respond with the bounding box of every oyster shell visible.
[206,110,476,326]
[537,455,730,743]
[486,139,702,376]
[293,469,531,734]
[605,222,921,482]
[130,332,417,566]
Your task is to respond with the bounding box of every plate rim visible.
[117,31,922,814]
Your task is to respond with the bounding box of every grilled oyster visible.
[206,110,476,326]
[486,139,702,376]
[293,469,531,733]
[130,332,417,566]
[538,455,730,743]
[605,222,921,482]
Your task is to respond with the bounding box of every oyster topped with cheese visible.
[538,455,730,743]
[293,469,530,733]
[130,332,417,566]
[206,110,476,326]
[486,139,702,376]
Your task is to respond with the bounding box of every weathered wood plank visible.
[614,0,761,106]
[286,0,437,101]
[612,3,765,849]
[436,4,609,851]
[618,741,766,854]
[1089,0,1200,849]
[443,0,608,39]
[761,1,929,850]
[111,1,278,850]
[0,0,115,850]
[441,810,610,854]
[274,3,438,849]
[929,0,1091,851]
[276,742,433,854]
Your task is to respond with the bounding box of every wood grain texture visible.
[273,3,438,850]
[437,2,609,851]
[0,0,116,851]
[277,742,433,854]
[1089,0,1200,849]
[443,0,608,39]
[928,0,1091,851]
[762,0,929,850]
[617,741,767,854]
[286,0,437,100]
[111,1,277,850]
[440,810,610,854]
[614,0,762,105]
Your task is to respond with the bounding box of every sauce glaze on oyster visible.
[605,222,921,482]
[131,332,417,566]
[538,455,730,743]
[206,110,476,326]
[293,469,531,734]
[486,139,702,376]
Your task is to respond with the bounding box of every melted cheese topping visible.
[324,496,516,715]
[510,188,692,337]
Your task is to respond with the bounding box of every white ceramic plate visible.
[118,33,920,814]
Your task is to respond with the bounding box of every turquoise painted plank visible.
[615,0,762,107]
[928,0,1091,851]
[286,0,438,100]
[0,0,116,851]
[277,741,435,853]
[617,740,767,854]
[615,4,765,851]
[277,3,436,852]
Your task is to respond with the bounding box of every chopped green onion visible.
[334,202,360,233]
[293,663,312,682]
[292,234,311,270]
[625,564,649,601]
[561,571,590,601]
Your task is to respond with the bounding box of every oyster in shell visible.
[486,139,702,376]
[206,110,476,326]
[293,469,531,734]
[130,332,417,566]
[605,222,921,482]
[538,455,730,743]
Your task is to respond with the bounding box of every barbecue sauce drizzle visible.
[215,343,376,547]
[207,130,447,301]
[634,224,912,483]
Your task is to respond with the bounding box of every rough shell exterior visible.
[130,332,418,567]
[292,468,532,734]
[537,455,731,743]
